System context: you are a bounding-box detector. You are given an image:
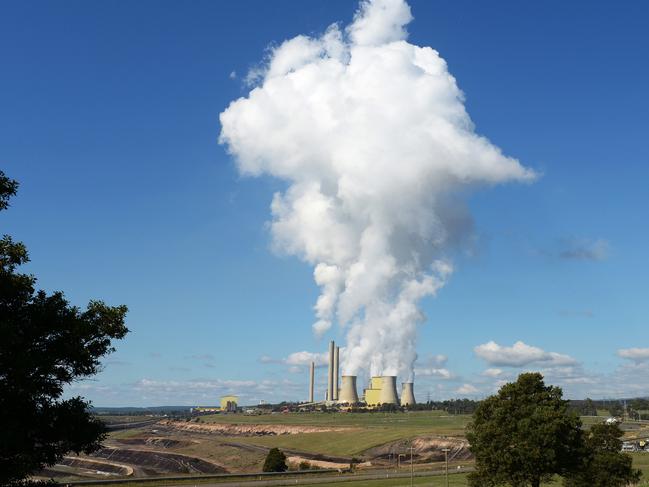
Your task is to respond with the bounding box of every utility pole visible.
[398,453,405,470]
[441,448,450,487]
[409,445,414,487]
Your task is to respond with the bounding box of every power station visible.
[308,340,416,408]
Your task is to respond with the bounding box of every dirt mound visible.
[286,456,372,470]
[365,436,471,463]
[158,419,353,436]
[115,437,196,448]
[91,447,227,474]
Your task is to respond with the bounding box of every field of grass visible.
[310,473,566,487]
[200,410,454,426]
[98,415,154,424]
[632,452,649,477]
[198,411,470,457]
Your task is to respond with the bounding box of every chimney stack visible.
[333,346,340,400]
[327,340,334,402]
[379,376,399,405]
[309,362,314,403]
[339,375,359,404]
[401,382,415,406]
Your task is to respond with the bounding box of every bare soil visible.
[158,419,354,436]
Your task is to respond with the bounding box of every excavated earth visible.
[115,437,197,448]
[157,419,354,436]
[91,447,227,475]
[364,435,472,463]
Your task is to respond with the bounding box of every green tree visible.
[262,448,287,472]
[466,373,584,487]
[608,402,624,418]
[0,171,129,485]
[563,423,641,487]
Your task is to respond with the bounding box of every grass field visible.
[633,452,649,477]
[200,410,457,427]
[198,411,470,456]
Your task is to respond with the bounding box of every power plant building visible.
[220,395,238,412]
[363,376,383,406]
[308,340,416,408]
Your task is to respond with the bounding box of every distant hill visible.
[92,406,192,415]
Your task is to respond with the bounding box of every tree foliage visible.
[0,171,129,485]
[466,373,583,487]
[262,448,287,472]
[563,424,641,487]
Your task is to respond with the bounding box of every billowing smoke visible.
[219,0,535,379]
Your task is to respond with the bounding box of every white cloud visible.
[285,351,329,366]
[617,348,649,362]
[415,367,453,379]
[129,378,303,406]
[474,341,578,367]
[259,350,329,370]
[220,0,535,380]
[482,368,504,378]
[456,384,479,395]
[347,0,413,46]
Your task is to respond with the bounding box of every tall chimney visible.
[401,382,415,406]
[379,376,399,405]
[327,340,334,402]
[333,346,340,400]
[339,375,359,404]
[309,362,315,403]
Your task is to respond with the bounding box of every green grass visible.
[195,412,470,457]
[200,410,453,427]
[632,452,649,477]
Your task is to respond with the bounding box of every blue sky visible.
[1,0,648,406]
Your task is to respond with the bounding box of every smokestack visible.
[309,362,314,403]
[379,376,399,405]
[339,375,359,404]
[401,382,415,406]
[333,346,340,400]
[327,340,334,401]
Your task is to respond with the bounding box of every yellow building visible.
[363,377,383,406]
[220,395,238,412]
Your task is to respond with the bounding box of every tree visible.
[262,448,287,472]
[608,402,624,418]
[563,423,641,487]
[0,171,129,485]
[466,373,584,487]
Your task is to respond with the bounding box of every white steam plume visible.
[219,0,535,379]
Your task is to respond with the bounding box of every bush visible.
[263,448,287,472]
[298,461,311,470]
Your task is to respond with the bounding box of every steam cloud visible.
[220,0,535,379]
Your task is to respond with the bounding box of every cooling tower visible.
[379,376,399,405]
[333,346,340,400]
[401,382,415,406]
[309,362,314,403]
[327,341,334,401]
[339,375,359,404]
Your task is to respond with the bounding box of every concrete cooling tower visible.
[338,375,359,404]
[401,382,415,406]
[379,376,399,405]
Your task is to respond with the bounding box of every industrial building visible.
[308,340,416,408]
[220,395,238,412]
